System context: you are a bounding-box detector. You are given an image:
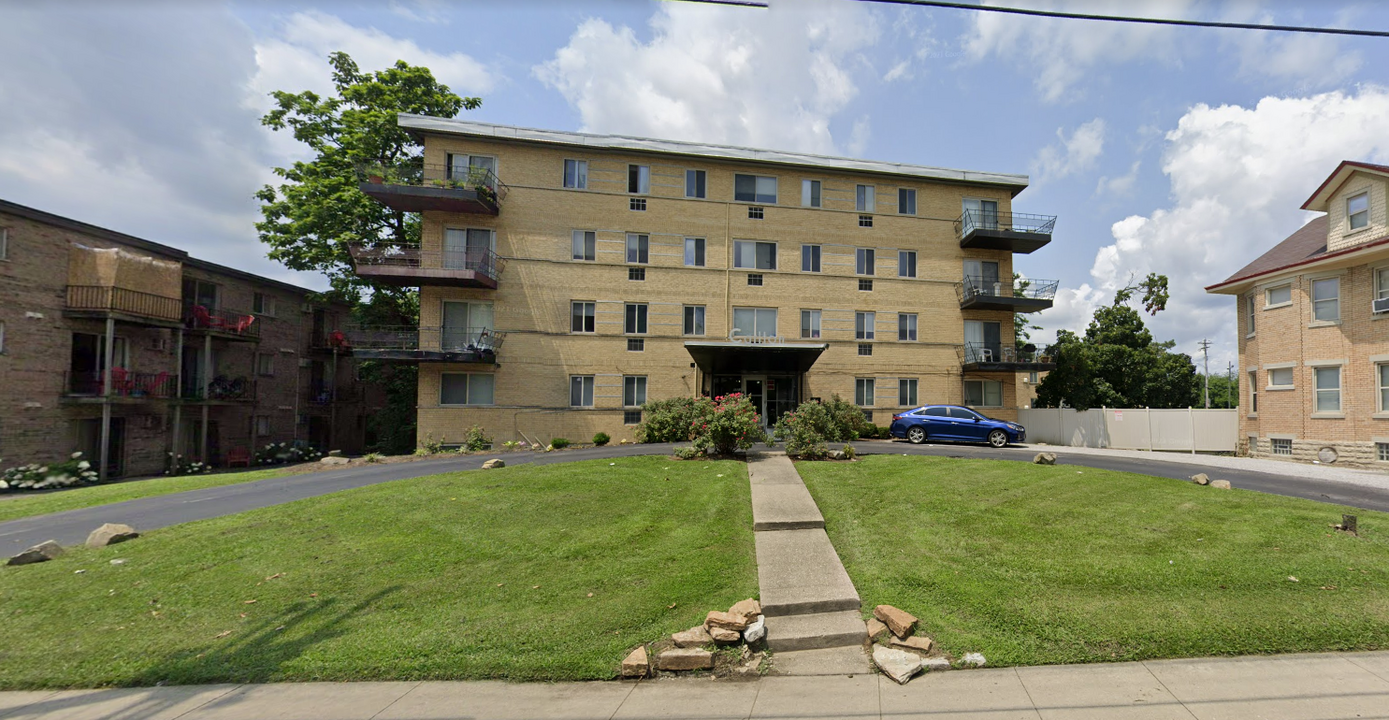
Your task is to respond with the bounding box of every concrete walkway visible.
[4,651,1387,719]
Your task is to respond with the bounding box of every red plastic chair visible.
[144,371,171,397]
[226,446,251,468]
[109,367,132,396]
[231,315,256,334]
[190,305,223,329]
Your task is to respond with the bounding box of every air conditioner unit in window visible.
[1374,297,1389,314]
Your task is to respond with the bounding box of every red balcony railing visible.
[65,369,177,399]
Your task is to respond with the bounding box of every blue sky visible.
[4,0,1389,372]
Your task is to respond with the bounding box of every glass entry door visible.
[742,377,765,426]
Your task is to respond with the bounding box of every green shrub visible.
[691,393,765,456]
[842,443,856,459]
[822,395,870,441]
[2,452,101,491]
[636,397,708,443]
[363,453,384,464]
[463,425,492,452]
[673,446,701,460]
[593,432,611,446]
[550,437,571,449]
[772,403,832,459]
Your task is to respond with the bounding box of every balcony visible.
[955,210,1055,254]
[184,305,261,341]
[958,343,1056,373]
[181,375,254,403]
[65,286,183,327]
[956,277,1059,312]
[347,243,506,289]
[308,382,362,406]
[358,163,507,215]
[63,370,177,403]
[339,325,505,364]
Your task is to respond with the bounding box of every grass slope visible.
[799,455,1389,666]
[0,457,756,688]
[0,469,289,524]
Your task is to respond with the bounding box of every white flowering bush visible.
[0,451,101,493]
[166,453,212,476]
[254,442,323,466]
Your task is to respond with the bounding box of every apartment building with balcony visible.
[0,199,376,479]
[1207,161,1389,466]
[347,116,1059,446]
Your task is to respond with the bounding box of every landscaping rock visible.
[866,618,890,642]
[1191,473,1210,486]
[1211,479,1232,490]
[320,456,350,465]
[328,450,343,457]
[1033,452,1056,465]
[743,616,766,644]
[709,626,741,644]
[728,598,762,623]
[873,605,918,638]
[85,523,139,549]
[923,657,952,672]
[657,648,714,671]
[872,645,923,685]
[829,450,846,460]
[8,540,64,566]
[961,652,987,668]
[672,625,713,648]
[621,646,649,678]
[891,635,934,654]
[481,458,506,469]
[705,610,749,632]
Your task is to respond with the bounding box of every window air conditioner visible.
[1374,297,1389,314]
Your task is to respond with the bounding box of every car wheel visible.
[987,429,1008,448]
[906,426,927,444]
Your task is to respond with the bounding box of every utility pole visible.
[1226,361,1235,409]
[1198,339,1212,409]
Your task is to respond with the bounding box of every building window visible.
[252,293,275,317]
[802,179,821,208]
[256,352,275,377]
[856,184,875,212]
[571,301,596,333]
[1348,191,1369,230]
[733,307,777,338]
[747,273,763,286]
[734,174,778,204]
[685,169,706,199]
[570,376,595,407]
[855,378,875,406]
[1311,278,1340,321]
[625,410,643,425]
[629,198,647,212]
[1379,363,1389,412]
[441,373,495,406]
[964,380,1003,407]
[898,251,917,278]
[684,306,706,336]
[572,230,597,261]
[626,234,649,264]
[1267,367,1293,388]
[1314,366,1341,413]
[0,320,5,353]
[748,206,764,220]
[733,240,777,270]
[448,154,497,183]
[1271,438,1292,456]
[627,338,645,352]
[1379,443,1389,462]
[624,303,648,335]
[898,188,917,215]
[255,416,271,436]
[684,237,706,267]
[1377,267,1389,301]
[623,376,647,407]
[858,214,873,228]
[564,159,588,189]
[1248,371,1258,413]
[800,310,821,339]
[898,313,917,341]
[858,278,873,292]
[628,267,646,282]
[801,244,821,273]
[858,343,873,356]
[1266,284,1291,307]
[856,248,875,276]
[856,311,875,340]
[899,378,918,407]
[628,164,650,194]
[0,228,8,260]
[1246,294,1256,334]
[1028,371,1039,384]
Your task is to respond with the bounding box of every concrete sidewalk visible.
[3,651,1387,719]
[1019,443,1389,491]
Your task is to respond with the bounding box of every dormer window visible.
[1348,192,1369,230]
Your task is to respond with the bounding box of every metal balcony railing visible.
[955,276,1060,304]
[954,210,1057,240]
[181,375,253,401]
[308,382,362,405]
[359,163,509,202]
[65,370,177,399]
[184,304,261,338]
[341,325,505,354]
[66,285,182,322]
[347,244,506,283]
[957,342,1053,366]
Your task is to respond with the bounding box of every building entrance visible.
[712,375,797,427]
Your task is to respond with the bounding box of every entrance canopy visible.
[684,340,828,375]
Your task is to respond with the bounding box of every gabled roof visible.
[1206,214,1389,293]
[1301,160,1389,211]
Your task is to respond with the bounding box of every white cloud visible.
[1095,160,1140,196]
[1219,5,1362,89]
[1032,118,1106,184]
[534,0,880,155]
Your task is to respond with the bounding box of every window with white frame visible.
[1377,267,1389,301]
[1348,191,1369,230]
[1314,366,1341,413]
[623,376,647,408]
[855,378,875,406]
[800,309,821,339]
[1268,367,1293,388]
[628,164,650,194]
[855,248,875,276]
[856,184,875,212]
[448,153,496,183]
[1379,363,1389,413]
[256,352,274,377]
[626,234,649,264]
[801,179,821,208]
[1266,284,1291,307]
[685,169,706,199]
[684,237,706,267]
[801,244,821,272]
[855,311,875,340]
[624,303,648,335]
[441,373,495,406]
[255,416,271,436]
[898,250,917,278]
[898,378,918,406]
[683,306,705,336]
[571,230,596,261]
[734,174,777,204]
[898,188,917,215]
[1246,294,1256,333]
[898,313,917,341]
[733,307,777,338]
[1379,442,1389,462]
[1312,278,1340,321]
[564,159,588,189]
[964,379,1003,407]
[1248,370,1258,413]
[1271,437,1292,455]
[252,292,276,317]
[570,376,595,407]
[734,240,777,270]
[0,228,8,260]
[571,301,596,333]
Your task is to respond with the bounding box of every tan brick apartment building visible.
[347,116,1058,446]
[0,200,374,479]
[1208,161,1389,465]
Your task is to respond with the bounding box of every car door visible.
[948,407,988,441]
[918,406,956,440]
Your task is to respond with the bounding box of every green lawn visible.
[0,457,756,689]
[799,455,1389,667]
[0,468,291,524]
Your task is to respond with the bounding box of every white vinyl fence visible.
[1017,407,1239,453]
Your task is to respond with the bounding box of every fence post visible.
[1147,408,1154,452]
[1189,406,1196,454]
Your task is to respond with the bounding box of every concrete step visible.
[765,611,868,652]
[748,451,824,530]
[755,528,861,617]
[769,645,873,676]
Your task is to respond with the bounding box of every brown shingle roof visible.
[1210,215,1328,289]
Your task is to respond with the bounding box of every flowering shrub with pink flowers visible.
[689,393,766,456]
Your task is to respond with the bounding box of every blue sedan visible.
[889,405,1026,448]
